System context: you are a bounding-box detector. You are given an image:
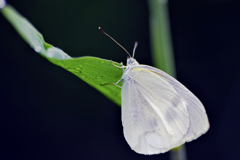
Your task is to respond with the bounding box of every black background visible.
[1,0,240,160]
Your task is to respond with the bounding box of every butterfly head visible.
[127,57,139,67]
[126,42,139,66]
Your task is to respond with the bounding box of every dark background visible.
[1,0,240,160]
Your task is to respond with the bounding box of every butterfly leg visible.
[101,61,124,88]
[100,82,122,88]
[100,77,123,88]
[111,60,126,70]
[121,62,125,72]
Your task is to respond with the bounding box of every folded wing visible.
[121,65,207,155]
[136,65,209,143]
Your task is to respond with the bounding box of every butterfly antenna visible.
[98,27,131,57]
[132,42,138,58]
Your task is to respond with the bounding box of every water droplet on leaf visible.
[34,46,42,53]
[95,76,102,79]
[76,68,82,71]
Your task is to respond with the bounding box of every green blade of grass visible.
[1,4,123,106]
[148,0,176,77]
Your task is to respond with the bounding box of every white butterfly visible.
[99,27,209,155]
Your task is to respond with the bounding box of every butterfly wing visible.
[121,65,207,155]
[122,78,183,154]
[137,65,209,142]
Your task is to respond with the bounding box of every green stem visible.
[170,145,187,160]
[148,0,176,77]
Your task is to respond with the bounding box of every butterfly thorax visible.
[122,58,139,81]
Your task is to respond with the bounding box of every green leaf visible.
[51,57,123,106]
[1,4,123,106]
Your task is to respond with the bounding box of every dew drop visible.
[95,76,102,79]
[75,67,82,71]
[31,39,44,53]
[34,46,42,53]
[46,47,71,60]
